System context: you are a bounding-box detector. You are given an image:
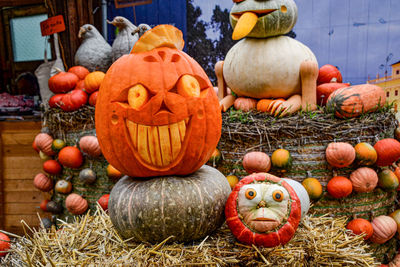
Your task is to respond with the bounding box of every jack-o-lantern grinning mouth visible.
[125,118,190,168]
[231,9,277,20]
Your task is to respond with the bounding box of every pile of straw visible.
[1,207,379,266]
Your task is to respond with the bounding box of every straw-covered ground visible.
[0,206,380,266]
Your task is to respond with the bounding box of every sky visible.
[193,0,400,85]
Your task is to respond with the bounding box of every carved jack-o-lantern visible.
[95,25,222,177]
[225,173,301,247]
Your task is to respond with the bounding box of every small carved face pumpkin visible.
[95,25,221,177]
[230,0,298,39]
[225,173,301,247]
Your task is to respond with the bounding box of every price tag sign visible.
[40,15,66,36]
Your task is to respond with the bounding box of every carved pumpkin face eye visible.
[177,75,201,98]
[128,84,150,110]
[272,190,284,202]
[245,188,257,200]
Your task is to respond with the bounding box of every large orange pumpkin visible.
[95,25,221,177]
[374,138,400,167]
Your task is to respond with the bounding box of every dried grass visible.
[1,207,379,266]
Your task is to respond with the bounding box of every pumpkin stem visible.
[54,67,63,74]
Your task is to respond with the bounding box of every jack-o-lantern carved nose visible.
[156,100,173,115]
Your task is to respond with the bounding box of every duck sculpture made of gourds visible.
[216,0,319,116]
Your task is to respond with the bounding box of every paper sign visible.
[40,15,66,36]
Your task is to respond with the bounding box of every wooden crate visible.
[0,120,46,234]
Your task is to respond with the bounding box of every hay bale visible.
[2,208,380,266]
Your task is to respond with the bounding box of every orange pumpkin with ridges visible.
[316,82,349,106]
[33,173,53,192]
[346,218,373,240]
[374,138,400,167]
[325,142,355,168]
[34,133,55,156]
[317,64,342,85]
[326,84,386,118]
[95,25,221,177]
[66,193,88,215]
[327,176,352,198]
[370,215,397,244]
[68,66,90,80]
[84,71,105,94]
[242,151,271,174]
[349,167,378,193]
[58,146,83,169]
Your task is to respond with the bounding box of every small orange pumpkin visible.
[256,99,274,112]
[106,164,123,181]
[34,133,55,156]
[0,232,10,257]
[301,177,323,200]
[39,199,50,212]
[79,136,102,157]
[327,176,352,198]
[316,82,350,106]
[370,215,397,244]
[55,179,72,194]
[43,160,62,175]
[65,193,88,215]
[98,194,110,211]
[58,146,83,169]
[68,66,90,80]
[271,149,292,171]
[48,69,79,93]
[378,169,399,191]
[33,173,53,192]
[325,142,355,168]
[233,97,257,112]
[84,71,105,94]
[374,138,400,167]
[317,64,342,85]
[354,142,377,166]
[349,167,378,193]
[242,151,271,174]
[346,218,374,240]
[389,209,400,235]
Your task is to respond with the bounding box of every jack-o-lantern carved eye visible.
[272,190,284,202]
[245,188,257,200]
[128,84,149,110]
[177,75,201,98]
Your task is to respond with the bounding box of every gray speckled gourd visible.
[108,165,231,243]
[108,16,138,62]
[74,24,112,73]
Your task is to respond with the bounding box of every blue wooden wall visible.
[106,0,187,45]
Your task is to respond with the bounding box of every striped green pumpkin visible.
[108,165,231,243]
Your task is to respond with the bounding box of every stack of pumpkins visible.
[32,130,117,220]
[308,138,400,248]
[48,66,105,111]
[95,25,231,243]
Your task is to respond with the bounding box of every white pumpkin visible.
[283,178,310,218]
[223,36,317,99]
